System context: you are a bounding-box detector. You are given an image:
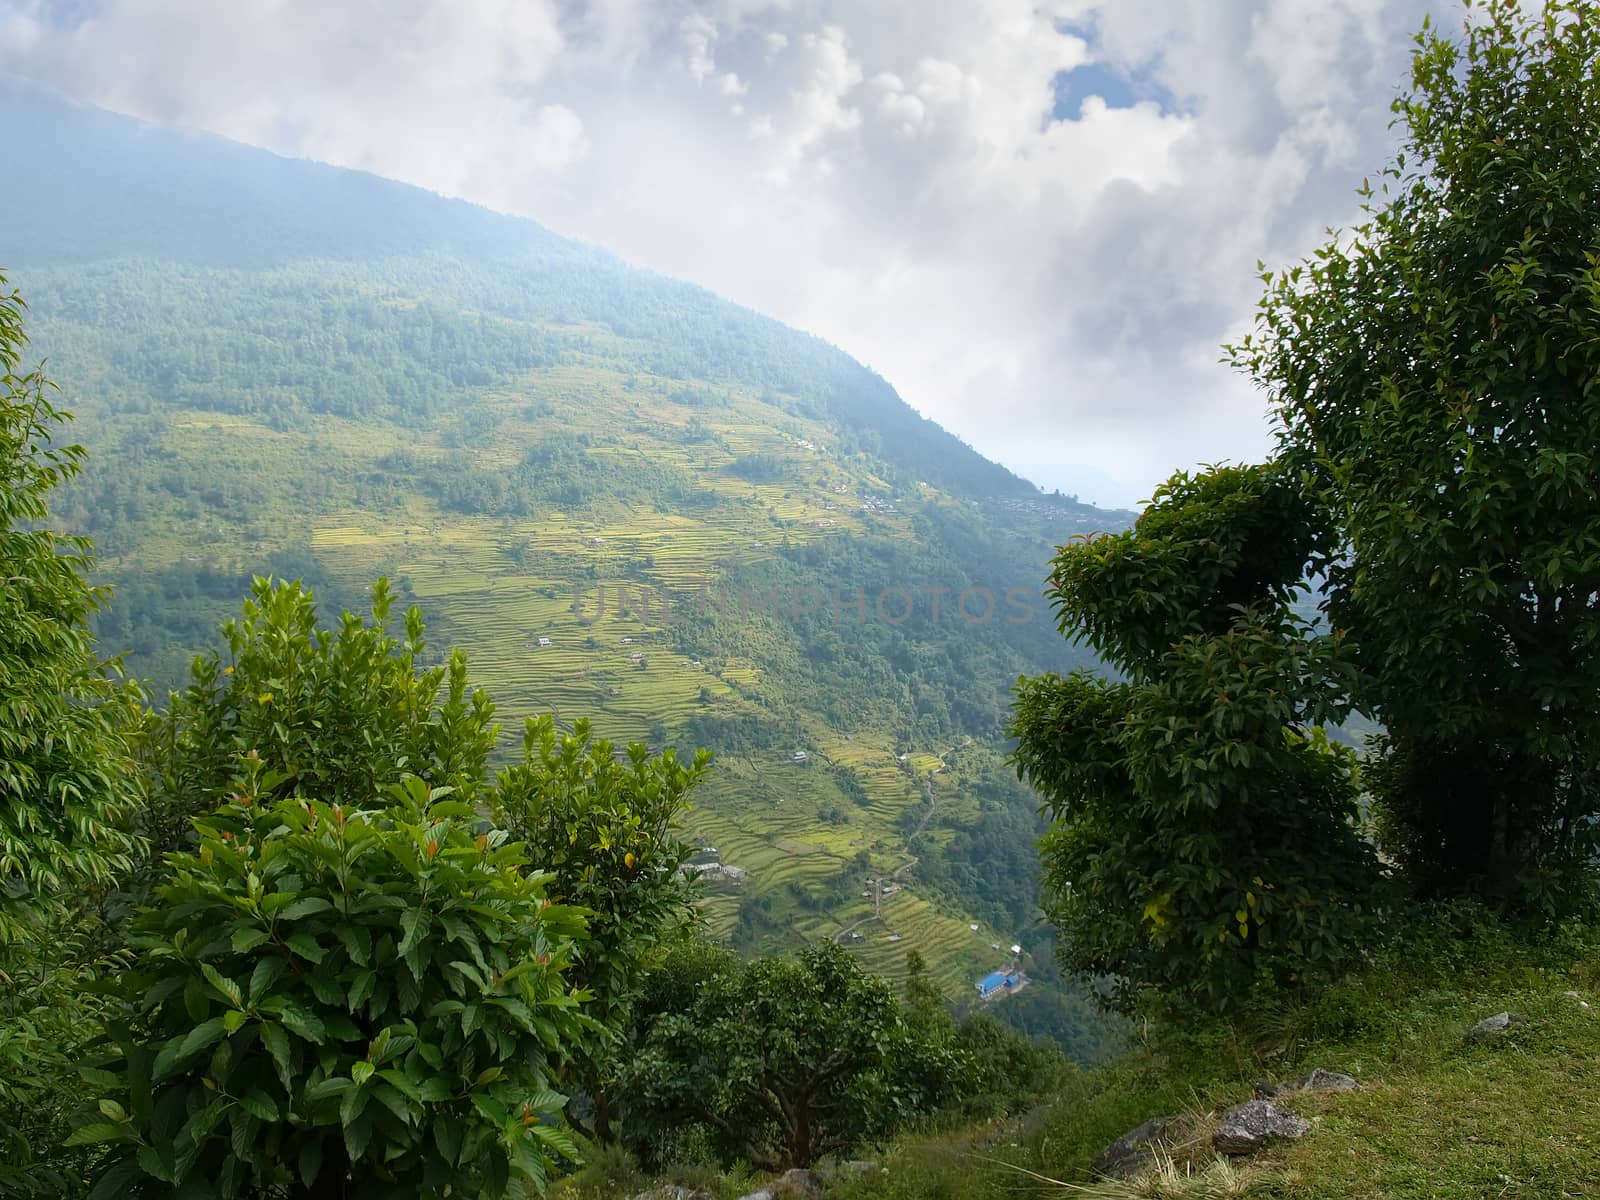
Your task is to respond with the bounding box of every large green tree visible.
[1230,0,1600,908]
[1,273,146,1196]
[1,271,144,940]
[621,941,964,1170]
[1011,465,1378,1012]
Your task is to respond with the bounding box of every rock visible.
[1213,1100,1311,1155]
[1563,991,1591,1008]
[781,1168,823,1197]
[1255,1067,1360,1098]
[1467,1011,1527,1041]
[1090,1114,1189,1180]
[632,1189,714,1200]
[733,1192,772,1200]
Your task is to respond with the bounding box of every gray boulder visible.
[1213,1099,1311,1155]
[773,1168,823,1197]
[733,1192,772,1200]
[1255,1067,1360,1098]
[632,1189,714,1200]
[1090,1114,1190,1179]
[1467,1011,1527,1041]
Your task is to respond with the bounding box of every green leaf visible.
[370,1082,413,1126]
[377,1068,423,1103]
[434,1116,463,1166]
[275,896,333,920]
[248,957,288,1006]
[260,1022,293,1089]
[231,928,271,953]
[64,1122,134,1147]
[239,1088,279,1121]
[342,1108,372,1165]
[285,931,327,964]
[179,1016,230,1061]
[298,1140,323,1188]
[138,1143,177,1184]
[201,964,244,1008]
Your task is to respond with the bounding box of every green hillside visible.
[0,87,1130,1034]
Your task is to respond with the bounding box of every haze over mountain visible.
[0,86,1131,1049]
[0,0,1457,504]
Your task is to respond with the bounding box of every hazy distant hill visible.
[0,85,1132,1053]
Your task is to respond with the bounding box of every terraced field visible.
[68,338,1069,996]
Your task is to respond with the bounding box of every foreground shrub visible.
[139,576,496,875]
[77,775,598,1198]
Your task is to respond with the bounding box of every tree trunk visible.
[790,1101,813,1169]
[591,1085,614,1144]
[1487,757,1550,900]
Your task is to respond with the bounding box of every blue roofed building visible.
[975,970,1019,999]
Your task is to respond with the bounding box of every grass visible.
[580,913,1600,1200]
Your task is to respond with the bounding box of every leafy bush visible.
[78,774,598,1198]
[1012,465,1380,1012]
[139,576,495,878]
[0,913,132,1198]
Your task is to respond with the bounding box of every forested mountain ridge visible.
[0,86,1130,1040]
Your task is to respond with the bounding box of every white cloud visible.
[682,12,717,83]
[0,0,1459,504]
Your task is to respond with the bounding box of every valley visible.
[3,86,1128,1033]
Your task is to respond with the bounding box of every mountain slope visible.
[0,86,1132,1037]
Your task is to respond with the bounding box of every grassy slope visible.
[853,925,1600,1200]
[563,918,1600,1200]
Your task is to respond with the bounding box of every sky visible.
[0,0,1461,507]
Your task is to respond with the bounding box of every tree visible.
[1011,465,1379,1011]
[491,716,709,1143]
[1229,1,1600,910]
[77,775,597,1198]
[1,271,144,940]
[2,272,145,1195]
[621,941,963,1169]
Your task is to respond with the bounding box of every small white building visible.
[792,751,808,763]
[537,637,552,647]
